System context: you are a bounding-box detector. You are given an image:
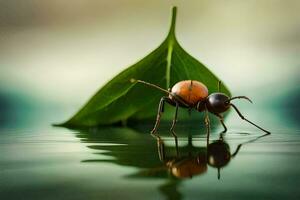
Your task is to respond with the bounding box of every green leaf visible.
[59,7,231,128]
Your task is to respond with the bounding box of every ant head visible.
[206,93,231,114]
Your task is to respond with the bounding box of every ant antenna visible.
[130,79,171,94]
[218,168,221,180]
[227,96,253,104]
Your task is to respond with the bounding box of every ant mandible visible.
[131,79,271,138]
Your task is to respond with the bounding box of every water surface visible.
[0,107,300,200]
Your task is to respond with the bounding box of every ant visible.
[131,79,271,139]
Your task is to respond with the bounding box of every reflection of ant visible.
[155,133,269,179]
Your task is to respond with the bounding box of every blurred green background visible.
[0,0,299,127]
[1,2,300,200]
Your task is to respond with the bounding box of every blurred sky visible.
[0,0,299,124]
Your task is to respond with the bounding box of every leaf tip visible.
[168,6,178,38]
[172,6,177,14]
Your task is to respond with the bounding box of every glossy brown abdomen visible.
[170,158,207,178]
[170,80,208,106]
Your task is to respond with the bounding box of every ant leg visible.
[231,144,242,158]
[170,101,179,138]
[151,97,169,135]
[174,136,179,157]
[204,108,211,145]
[230,103,271,134]
[214,113,227,133]
[231,132,270,158]
[151,96,174,135]
[156,137,165,162]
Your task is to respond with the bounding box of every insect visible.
[131,79,271,138]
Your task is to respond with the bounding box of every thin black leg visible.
[231,132,270,158]
[157,137,165,162]
[231,144,242,158]
[170,102,179,138]
[151,97,170,135]
[214,113,227,133]
[174,136,179,157]
[155,136,179,162]
[230,103,271,134]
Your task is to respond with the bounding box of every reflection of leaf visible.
[78,127,164,169]
[60,6,231,128]
[78,127,206,175]
[77,127,186,200]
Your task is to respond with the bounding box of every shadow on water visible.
[74,127,269,200]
